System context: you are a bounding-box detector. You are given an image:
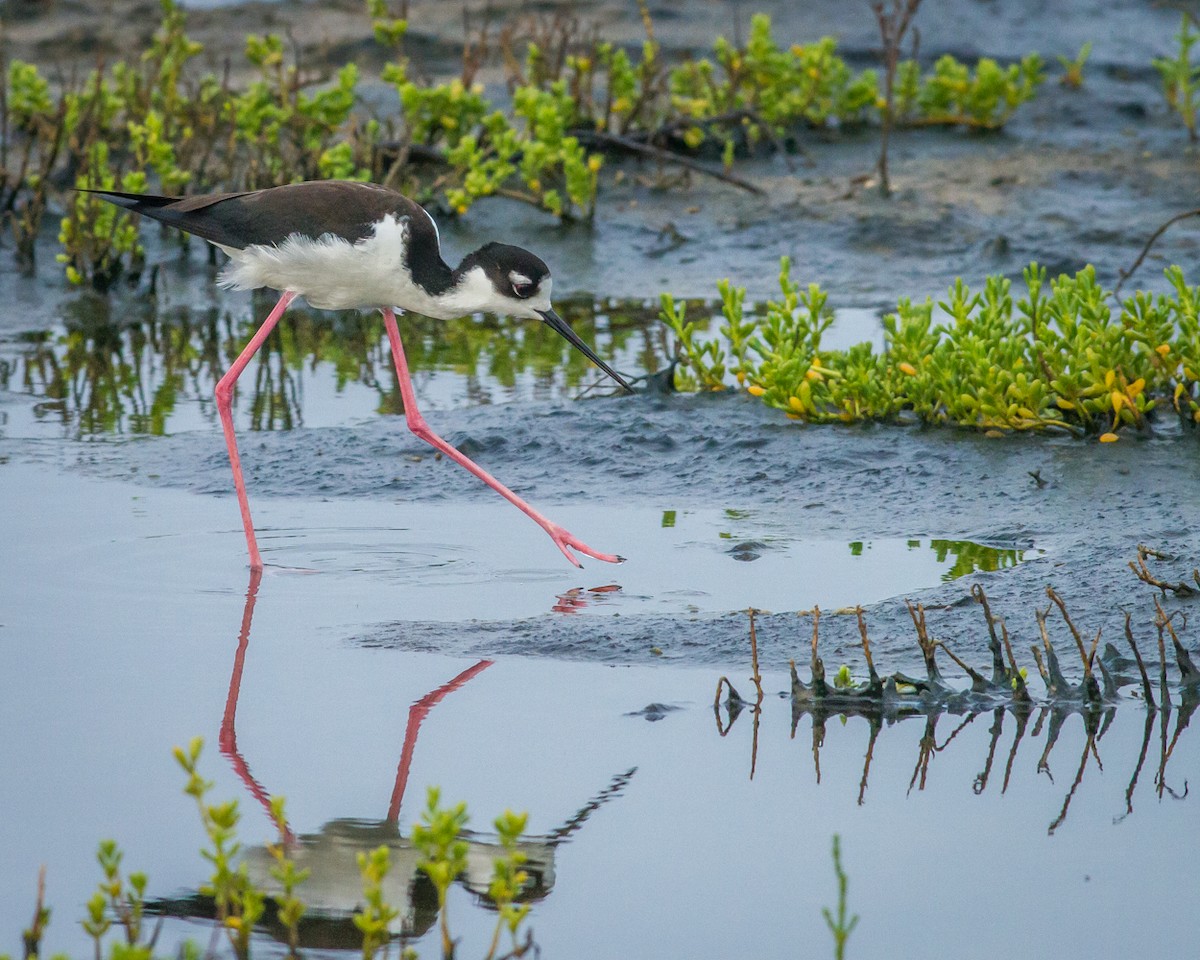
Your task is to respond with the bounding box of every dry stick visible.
[746,608,764,781]
[747,608,765,705]
[1048,733,1093,835]
[713,677,738,737]
[936,712,978,752]
[936,641,988,688]
[871,0,923,196]
[1035,606,1071,693]
[1152,598,1174,710]
[809,605,828,697]
[749,699,762,781]
[714,675,742,709]
[855,606,881,685]
[1030,644,1051,690]
[905,599,940,682]
[1121,709,1156,818]
[857,721,880,806]
[1158,600,1200,686]
[907,714,937,795]
[1155,690,1173,800]
[1046,587,1093,675]
[1001,708,1031,795]
[1114,207,1200,297]
[973,708,1004,796]
[1129,548,1198,597]
[998,617,1032,703]
[1123,612,1157,708]
[972,585,1008,682]
[575,129,767,195]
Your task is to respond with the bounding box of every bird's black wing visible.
[84,182,438,252]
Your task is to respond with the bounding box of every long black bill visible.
[538,309,635,393]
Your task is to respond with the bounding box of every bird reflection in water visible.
[152,570,637,950]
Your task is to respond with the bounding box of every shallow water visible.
[1,460,1196,960]
[6,0,1200,952]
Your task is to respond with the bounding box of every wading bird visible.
[90,181,633,569]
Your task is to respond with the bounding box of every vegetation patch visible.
[664,261,1200,439]
[0,1,1050,290]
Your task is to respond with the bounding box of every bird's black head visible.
[458,242,632,393]
[461,242,553,310]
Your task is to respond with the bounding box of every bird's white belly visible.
[216,215,442,313]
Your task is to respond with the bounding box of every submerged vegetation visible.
[718,548,1200,832]
[0,0,1051,289]
[665,261,1200,439]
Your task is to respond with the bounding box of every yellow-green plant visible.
[412,787,470,959]
[57,142,145,289]
[822,835,858,960]
[665,260,1200,438]
[1154,14,1200,140]
[483,811,532,960]
[173,738,266,960]
[352,846,398,960]
[907,52,1044,128]
[265,797,308,957]
[1058,41,1092,88]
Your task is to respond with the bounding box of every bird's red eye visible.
[513,282,533,298]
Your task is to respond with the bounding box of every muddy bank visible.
[6,388,1196,672]
[4,0,1200,674]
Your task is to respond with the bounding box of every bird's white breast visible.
[218,214,427,312]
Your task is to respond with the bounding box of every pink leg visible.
[381,308,623,568]
[215,291,297,570]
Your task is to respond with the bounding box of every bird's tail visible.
[79,189,182,212]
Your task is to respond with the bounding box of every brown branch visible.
[1114,207,1200,297]
[936,640,988,687]
[575,129,767,195]
[747,607,764,705]
[1046,587,1092,675]
[1129,543,1199,597]
[1123,612,1156,708]
[1153,601,1173,711]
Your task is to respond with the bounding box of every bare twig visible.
[575,129,766,195]
[1129,543,1199,597]
[1046,587,1092,675]
[1123,612,1156,707]
[747,607,765,705]
[1153,600,1173,711]
[1114,207,1200,297]
[871,0,923,196]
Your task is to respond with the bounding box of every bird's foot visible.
[545,523,625,568]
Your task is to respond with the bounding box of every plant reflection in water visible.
[715,593,1197,835]
[6,294,672,439]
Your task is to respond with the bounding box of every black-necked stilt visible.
[89,180,633,569]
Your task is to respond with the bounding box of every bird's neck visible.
[408,241,456,296]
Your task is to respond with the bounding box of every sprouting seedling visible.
[353,846,398,960]
[173,737,267,960]
[1058,41,1092,88]
[412,787,470,959]
[484,810,533,960]
[822,834,859,960]
[1154,13,1200,141]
